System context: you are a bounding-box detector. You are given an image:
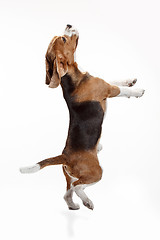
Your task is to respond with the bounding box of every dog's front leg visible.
[109,78,137,87]
[106,82,145,99]
[117,87,145,98]
[108,79,145,98]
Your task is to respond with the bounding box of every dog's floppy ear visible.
[45,55,53,85]
[46,53,68,88]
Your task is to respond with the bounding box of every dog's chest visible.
[61,74,75,106]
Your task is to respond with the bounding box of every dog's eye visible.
[62,37,66,43]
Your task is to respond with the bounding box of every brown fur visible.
[45,35,78,87]
[38,34,121,190]
[20,26,144,210]
[67,64,120,110]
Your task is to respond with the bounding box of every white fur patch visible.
[118,87,145,98]
[73,184,94,210]
[109,78,137,87]
[20,164,40,174]
[64,189,80,210]
[97,143,103,153]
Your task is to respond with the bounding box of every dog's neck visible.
[61,62,90,105]
[67,62,90,86]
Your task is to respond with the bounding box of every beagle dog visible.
[20,25,145,210]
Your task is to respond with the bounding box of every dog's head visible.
[45,25,79,88]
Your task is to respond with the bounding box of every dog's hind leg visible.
[70,158,102,210]
[72,176,102,210]
[72,182,94,210]
[63,166,80,210]
[64,189,80,210]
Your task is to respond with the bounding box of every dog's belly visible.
[67,101,104,151]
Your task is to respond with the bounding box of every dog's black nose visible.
[67,24,72,29]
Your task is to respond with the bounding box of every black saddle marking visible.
[61,74,104,151]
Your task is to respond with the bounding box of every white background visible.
[0,0,160,239]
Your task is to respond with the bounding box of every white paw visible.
[83,198,94,210]
[125,78,137,87]
[133,88,145,98]
[64,193,80,210]
[68,203,80,210]
[97,143,103,153]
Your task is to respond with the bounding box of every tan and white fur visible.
[20,25,145,210]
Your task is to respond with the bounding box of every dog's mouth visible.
[64,24,79,38]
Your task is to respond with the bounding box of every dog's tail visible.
[20,154,67,174]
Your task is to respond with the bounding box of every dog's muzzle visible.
[64,24,79,38]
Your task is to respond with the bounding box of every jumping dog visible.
[20,25,145,210]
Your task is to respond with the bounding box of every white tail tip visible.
[20,164,40,174]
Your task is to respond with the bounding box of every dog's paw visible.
[125,78,137,87]
[97,143,103,153]
[69,203,80,210]
[64,193,80,210]
[133,88,145,98]
[83,198,94,210]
